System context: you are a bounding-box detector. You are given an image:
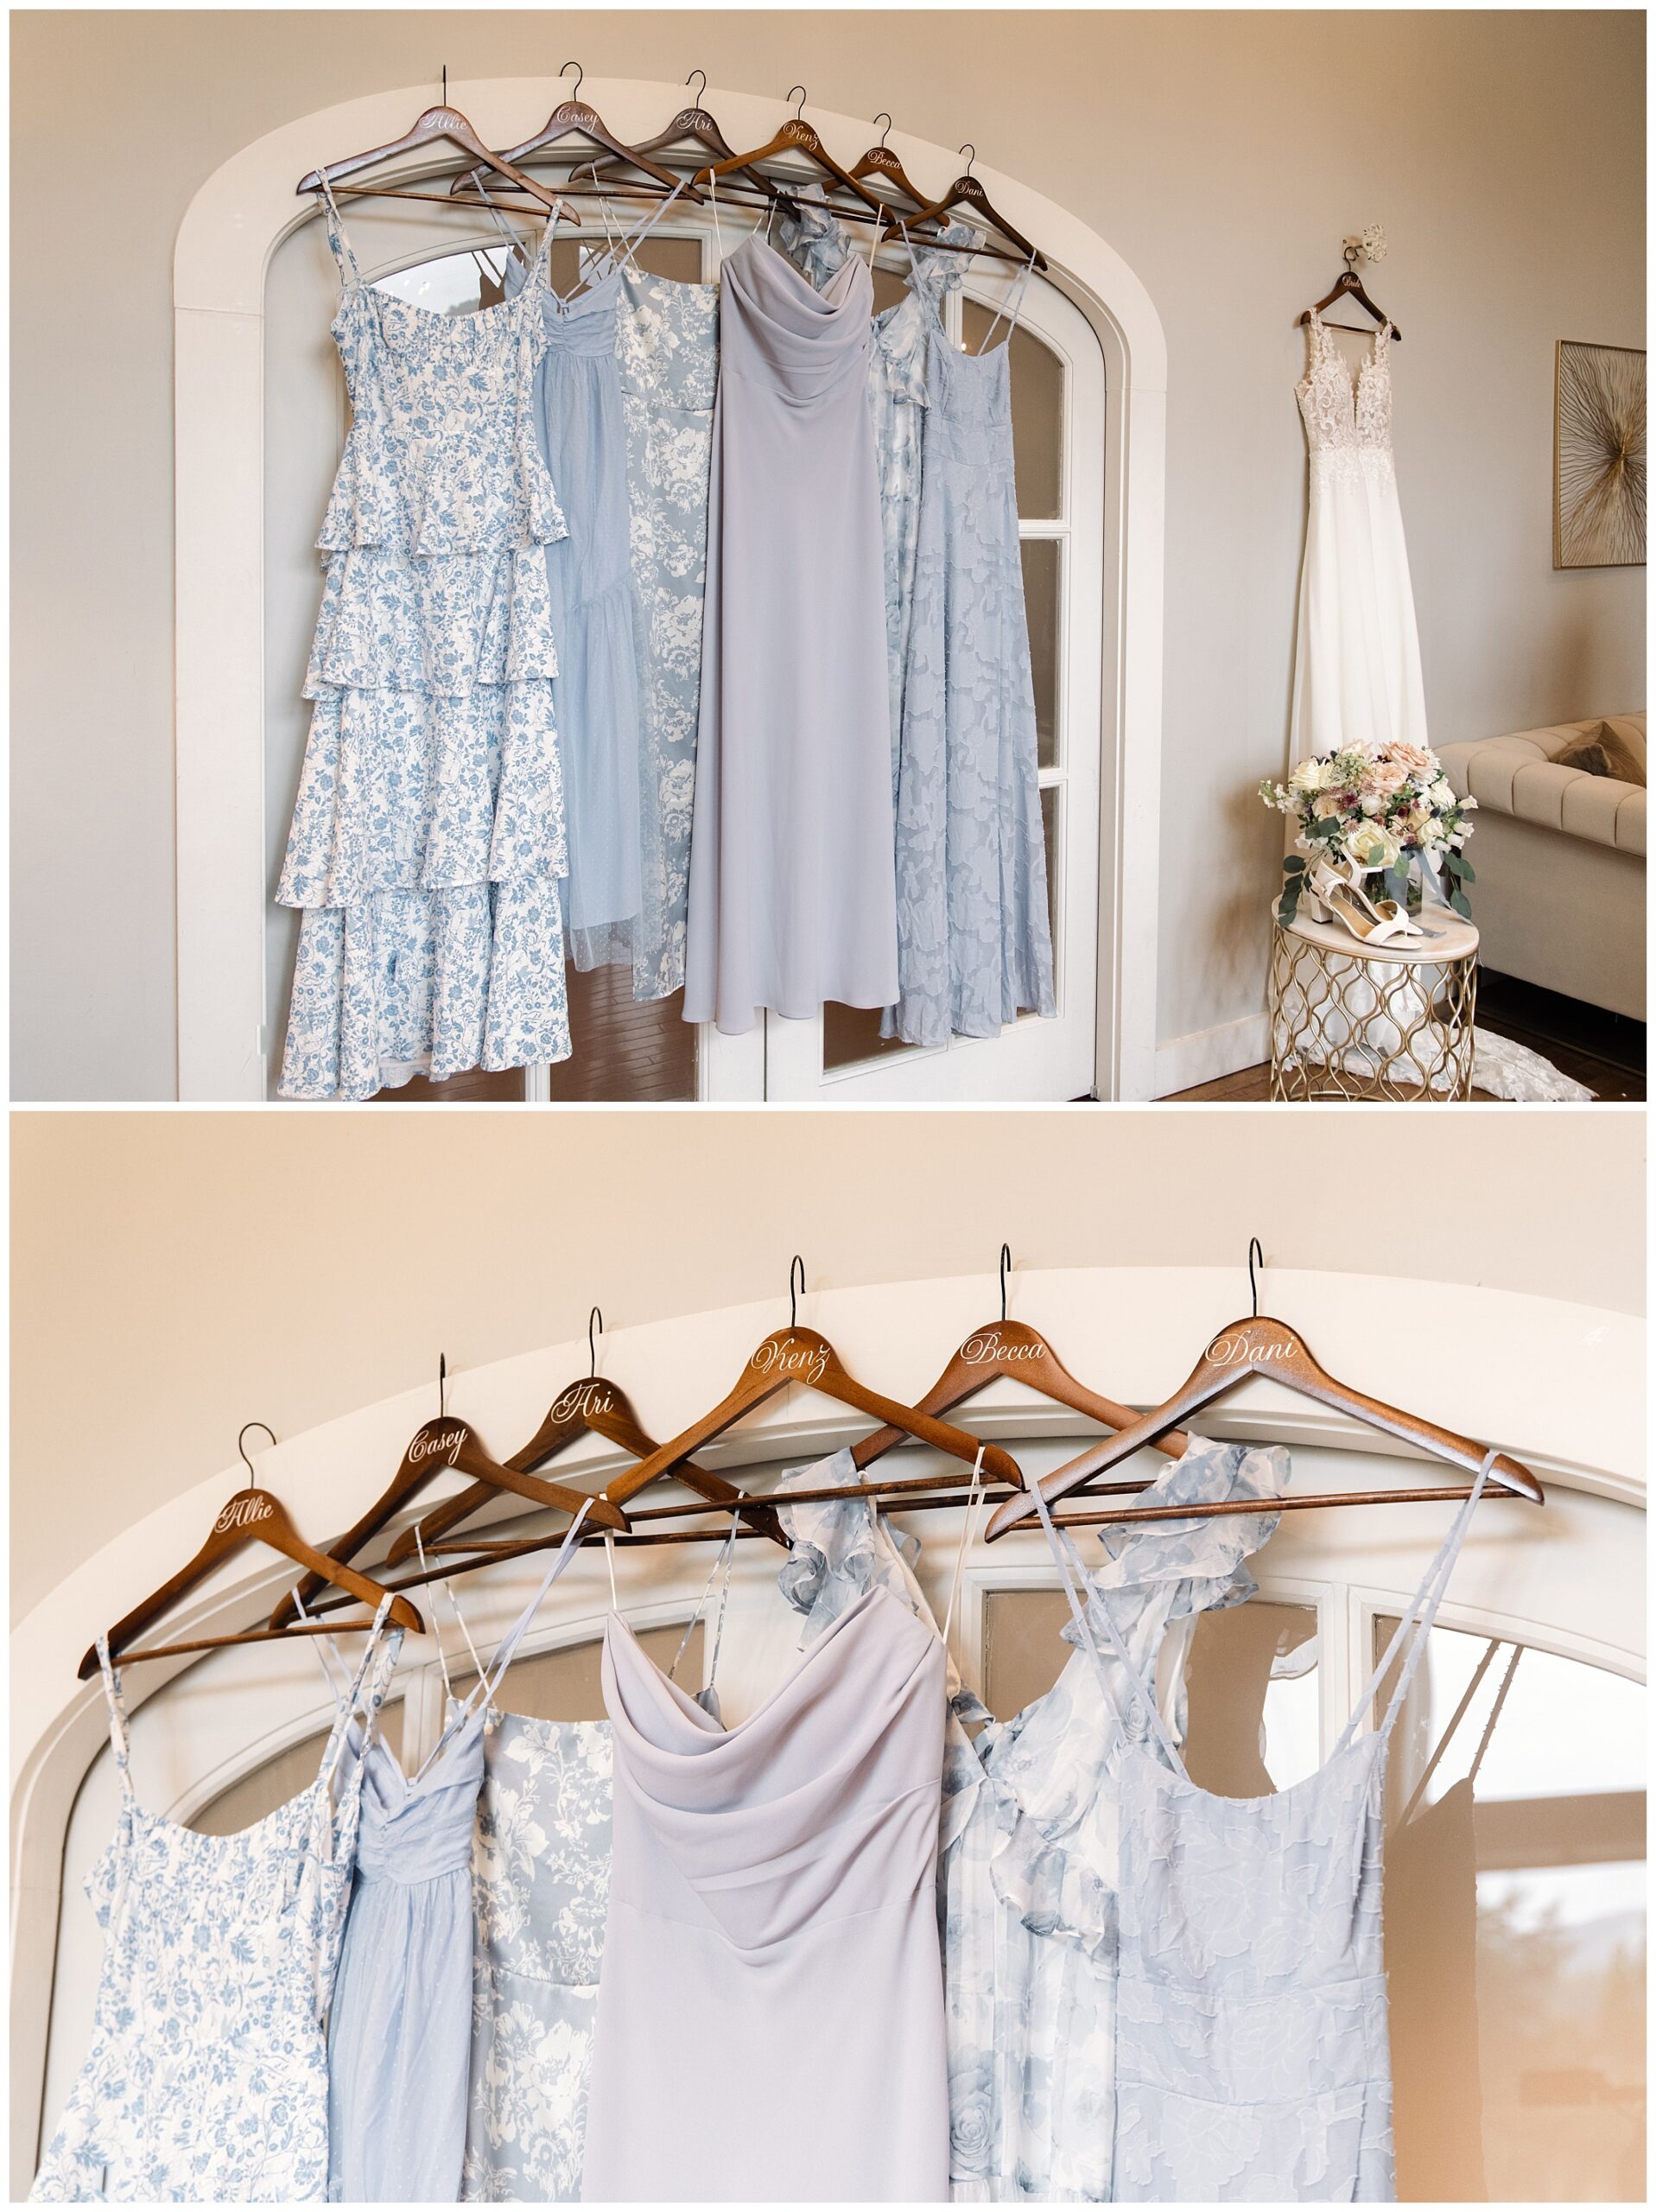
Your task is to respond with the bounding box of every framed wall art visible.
[1554,340,1646,569]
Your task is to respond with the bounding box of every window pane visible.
[193,1700,406,1834]
[453,1622,701,1722]
[1021,538,1061,767]
[981,1589,1319,1791]
[872,265,909,316]
[632,236,703,284]
[961,302,1063,518]
[1040,783,1059,955]
[1374,1618,1646,2202]
[823,1001,910,1072]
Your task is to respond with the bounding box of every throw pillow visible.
[1555,721,1647,786]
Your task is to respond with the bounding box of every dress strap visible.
[1026,1478,1188,1773]
[668,1504,742,1700]
[1336,1451,1499,1753]
[315,1597,402,1795]
[94,1637,136,1798]
[454,1496,596,1731]
[974,243,1037,354]
[899,223,949,340]
[941,1446,987,1651]
[316,178,363,289]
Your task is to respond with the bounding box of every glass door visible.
[765,268,1106,1102]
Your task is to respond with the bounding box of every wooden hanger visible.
[695,86,887,215]
[269,1358,626,1627]
[848,115,936,214]
[985,1242,1540,1541]
[1298,244,1401,340]
[81,1426,424,1678]
[850,1246,1190,1471]
[612,1261,1021,1503]
[904,145,1048,272]
[572,70,783,202]
[451,62,702,205]
[384,1310,785,1559]
[296,83,563,211]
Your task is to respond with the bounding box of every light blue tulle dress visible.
[773,1437,1291,2202]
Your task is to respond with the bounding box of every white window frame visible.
[171,76,1171,1102]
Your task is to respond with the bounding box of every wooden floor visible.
[1165,972,1646,1104]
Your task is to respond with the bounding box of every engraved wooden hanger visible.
[850,1245,1190,1473]
[572,70,784,203]
[296,75,563,211]
[695,86,886,214]
[384,1309,784,1560]
[450,61,702,204]
[904,145,1048,271]
[985,1242,1542,1542]
[269,1357,626,1628]
[1297,240,1401,340]
[847,115,935,215]
[81,1426,424,1679]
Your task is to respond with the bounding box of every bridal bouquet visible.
[1259,741,1476,925]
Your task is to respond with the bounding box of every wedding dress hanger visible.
[1297,242,1402,340]
[81,1425,423,1677]
[904,144,1048,270]
[984,1242,1543,1541]
[270,1357,626,1627]
[850,1245,1190,1471]
[384,1310,784,1560]
[847,115,935,215]
[695,86,886,214]
[450,62,701,204]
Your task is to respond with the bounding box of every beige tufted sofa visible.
[1436,715,1645,1019]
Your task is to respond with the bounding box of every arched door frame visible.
[171,75,1170,1101]
[11,1261,1643,2179]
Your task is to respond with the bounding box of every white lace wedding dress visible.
[1290,315,1429,757]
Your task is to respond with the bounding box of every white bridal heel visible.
[1307,859,1426,946]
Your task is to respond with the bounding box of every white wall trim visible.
[172,74,1170,1100]
[10,1260,1643,2174]
[1153,1008,1270,1096]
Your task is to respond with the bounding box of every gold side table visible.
[1267,902,1480,1101]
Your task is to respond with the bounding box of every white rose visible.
[1288,757,1331,795]
[1429,777,1455,808]
[1344,823,1400,873]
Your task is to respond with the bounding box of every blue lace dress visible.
[773,1438,1290,2202]
[276,188,570,1098]
[31,1614,402,2202]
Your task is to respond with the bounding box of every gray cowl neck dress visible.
[581,1584,949,2201]
[682,232,898,1034]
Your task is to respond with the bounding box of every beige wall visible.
[9,10,1646,1098]
[10,1105,1644,1614]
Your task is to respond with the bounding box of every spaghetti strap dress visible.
[771,1437,1290,2202]
[582,1580,949,2201]
[460,1510,611,2204]
[30,1609,402,2202]
[277,187,570,1099]
[682,231,898,1033]
[892,253,1056,1048]
[1027,1452,1501,2202]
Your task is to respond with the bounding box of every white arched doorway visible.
[11,1264,1643,2190]
[171,78,1170,1102]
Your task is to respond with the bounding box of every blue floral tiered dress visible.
[276,188,571,1098]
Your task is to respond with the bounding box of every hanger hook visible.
[874,112,893,146]
[999,1243,1013,1324]
[237,1421,277,1478]
[439,1351,447,1419]
[686,69,707,105]
[588,1306,604,1379]
[1247,1238,1265,1320]
[441,66,447,106]
[789,1255,806,1331]
[787,85,808,118]
[561,60,584,102]
[960,142,976,176]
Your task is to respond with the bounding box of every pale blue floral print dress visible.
[31,1611,402,2202]
[277,186,571,1098]
[774,1437,1290,2202]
